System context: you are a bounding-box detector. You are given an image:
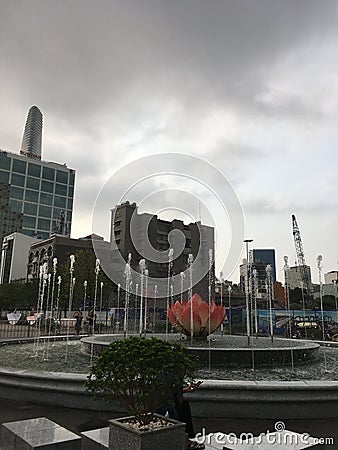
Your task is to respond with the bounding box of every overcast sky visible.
[1,0,338,283]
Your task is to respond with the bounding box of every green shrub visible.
[86,336,197,425]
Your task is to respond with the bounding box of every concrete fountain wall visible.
[0,337,337,419]
[80,333,321,368]
[1,366,338,420]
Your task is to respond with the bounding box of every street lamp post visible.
[317,255,327,372]
[244,239,253,346]
[220,271,224,335]
[252,268,258,338]
[283,256,292,338]
[227,285,232,335]
[266,264,274,343]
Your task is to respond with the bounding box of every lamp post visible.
[139,259,146,336]
[317,255,327,372]
[68,255,75,317]
[244,239,253,346]
[94,258,101,334]
[335,264,338,314]
[266,264,273,343]
[252,268,258,338]
[283,256,291,338]
[220,271,224,335]
[227,285,232,335]
[144,269,149,336]
[83,281,87,317]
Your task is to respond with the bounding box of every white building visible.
[0,232,39,283]
[287,265,312,290]
[324,271,338,285]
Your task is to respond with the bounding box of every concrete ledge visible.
[1,417,81,449]
[81,427,109,449]
[0,366,338,420]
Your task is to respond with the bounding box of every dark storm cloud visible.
[1,0,337,126]
[1,0,338,277]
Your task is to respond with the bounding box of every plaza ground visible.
[0,398,336,449]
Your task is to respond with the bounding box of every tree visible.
[312,295,336,311]
[0,280,38,311]
[86,337,197,426]
[58,250,117,312]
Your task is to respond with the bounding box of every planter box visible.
[109,414,186,450]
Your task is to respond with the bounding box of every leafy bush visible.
[86,336,197,425]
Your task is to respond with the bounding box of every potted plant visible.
[86,336,197,450]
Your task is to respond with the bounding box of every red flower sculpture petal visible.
[181,306,202,335]
[168,294,226,337]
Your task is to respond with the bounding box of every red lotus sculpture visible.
[168,293,226,337]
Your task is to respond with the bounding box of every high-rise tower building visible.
[0,107,75,245]
[251,249,276,282]
[110,201,214,300]
[20,106,43,159]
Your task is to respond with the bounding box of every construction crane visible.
[292,214,313,304]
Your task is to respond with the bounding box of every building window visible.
[37,231,49,239]
[56,170,68,184]
[24,203,37,215]
[11,173,25,187]
[66,210,72,222]
[68,186,74,198]
[42,167,55,181]
[67,198,73,209]
[0,155,11,170]
[116,239,121,245]
[37,218,51,231]
[54,196,66,208]
[114,221,121,227]
[12,159,26,174]
[0,170,9,183]
[69,172,75,186]
[25,190,39,203]
[53,208,63,220]
[28,163,41,177]
[55,183,67,196]
[26,177,40,190]
[9,199,22,213]
[41,180,54,193]
[39,205,52,218]
[40,192,53,206]
[23,216,36,228]
[115,230,121,236]
[10,186,24,200]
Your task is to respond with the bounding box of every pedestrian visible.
[73,310,83,336]
[159,381,205,449]
[87,308,96,334]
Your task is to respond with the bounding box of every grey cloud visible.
[1,0,338,276]
[1,0,337,125]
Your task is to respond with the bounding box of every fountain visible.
[81,302,319,369]
[0,253,336,421]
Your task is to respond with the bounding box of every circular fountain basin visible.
[0,337,336,419]
[81,333,320,368]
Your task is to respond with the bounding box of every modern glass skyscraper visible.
[0,107,75,244]
[251,248,276,281]
[20,105,43,159]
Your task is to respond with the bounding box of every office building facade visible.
[110,201,214,299]
[0,106,75,245]
[251,249,276,282]
[0,149,75,242]
[287,265,312,291]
